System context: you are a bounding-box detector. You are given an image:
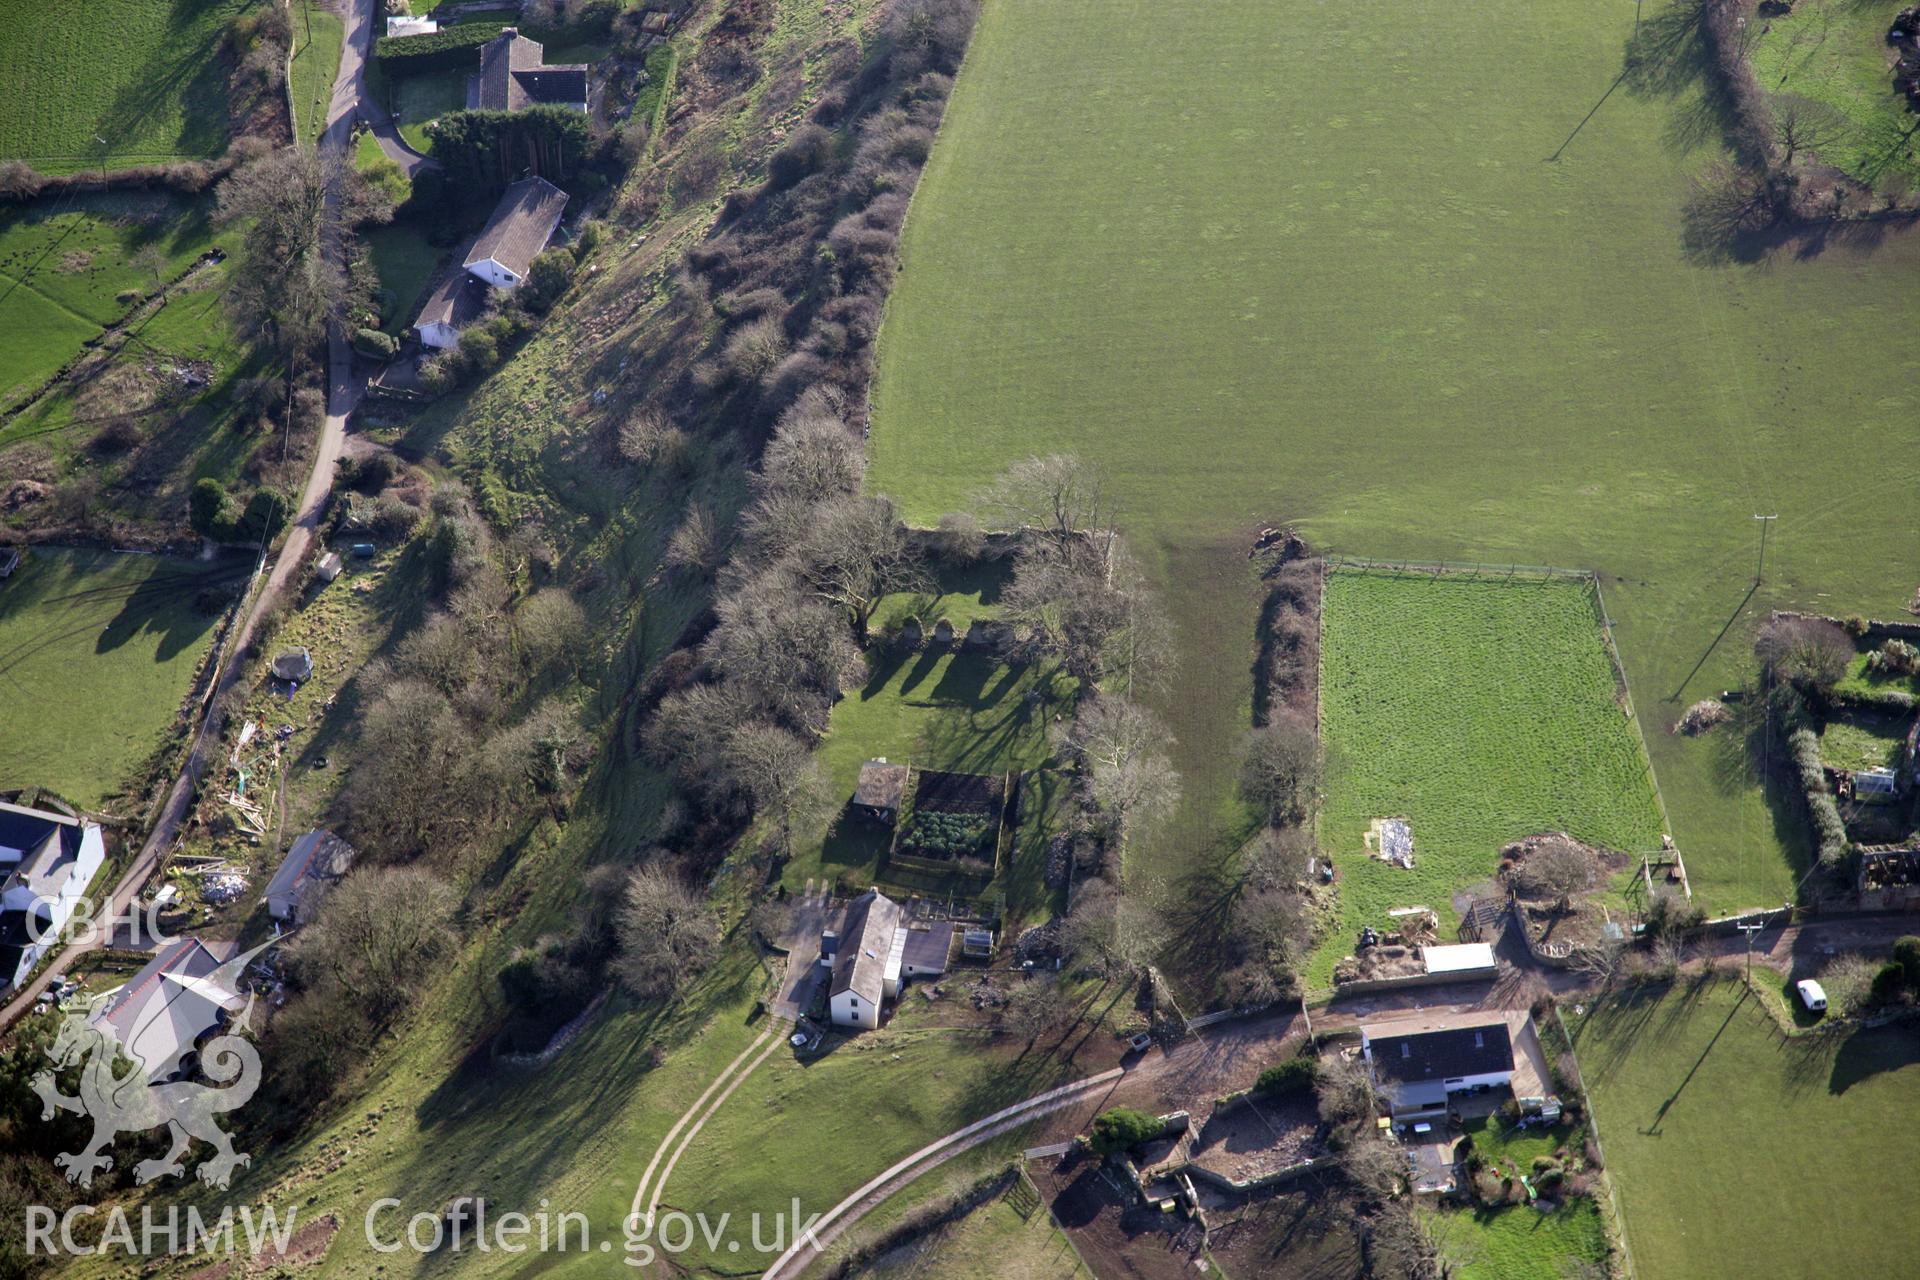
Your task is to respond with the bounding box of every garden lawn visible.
[290,0,347,143]
[1426,1199,1606,1280]
[362,221,443,327]
[790,648,1073,896]
[0,0,244,172]
[391,67,469,153]
[1817,707,1909,770]
[1311,571,1666,988]
[0,547,242,806]
[859,1183,1090,1280]
[0,193,222,410]
[1833,649,1920,702]
[1571,977,1920,1280]
[867,0,1920,926]
[1748,0,1920,189]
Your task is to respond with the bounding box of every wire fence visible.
[1321,555,1595,581]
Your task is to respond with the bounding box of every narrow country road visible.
[1,4,375,1033]
[336,0,437,178]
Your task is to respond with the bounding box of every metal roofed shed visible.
[264,829,357,923]
[1421,942,1497,979]
[900,923,954,978]
[316,552,343,583]
[853,759,909,820]
[961,927,994,959]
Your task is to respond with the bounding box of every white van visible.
[1795,979,1828,1012]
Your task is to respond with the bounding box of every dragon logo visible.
[30,941,268,1190]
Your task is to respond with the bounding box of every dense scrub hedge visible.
[375,23,505,73]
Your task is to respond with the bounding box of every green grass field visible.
[867,0,1920,924]
[0,192,222,410]
[1429,1199,1607,1280]
[0,0,245,172]
[1312,571,1666,987]
[1572,977,1920,1279]
[0,547,242,806]
[858,1182,1089,1280]
[1748,0,1920,189]
[290,0,346,144]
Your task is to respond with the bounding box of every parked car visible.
[1796,979,1828,1013]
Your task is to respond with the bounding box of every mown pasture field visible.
[0,0,246,172]
[1312,571,1666,988]
[0,547,242,806]
[1748,0,1920,190]
[867,0,1920,923]
[1572,977,1920,1279]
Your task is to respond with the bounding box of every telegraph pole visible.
[1752,514,1778,585]
[1737,919,1765,981]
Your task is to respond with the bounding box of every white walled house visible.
[0,801,107,989]
[414,178,569,350]
[825,891,952,1030]
[1360,1018,1514,1116]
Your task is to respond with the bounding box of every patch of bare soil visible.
[1189,1096,1323,1183]
[183,1213,338,1280]
[1206,1181,1364,1280]
[1033,1151,1204,1280]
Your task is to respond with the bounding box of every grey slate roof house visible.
[828,889,902,1030]
[89,937,240,1081]
[264,830,357,924]
[463,178,570,288]
[467,30,589,113]
[415,178,570,349]
[1361,1019,1514,1114]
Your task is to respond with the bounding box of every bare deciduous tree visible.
[1065,696,1182,845]
[288,867,458,1026]
[1771,93,1848,168]
[723,722,837,859]
[999,980,1076,1046]
[1061,877,1167,978]
[216,145,392,366]
[793,494,924,640]
[1570,937,1627,988]
[703,567,863,734]
[979,454,1112,548]
[1512,838,1600,914]
[757,401,864,505]
[615,866,720,1000]
[1238,714,1322,826]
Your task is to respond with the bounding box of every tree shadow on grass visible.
[1826,1020,1920,1095]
